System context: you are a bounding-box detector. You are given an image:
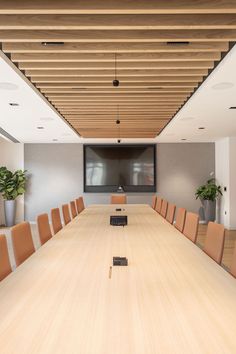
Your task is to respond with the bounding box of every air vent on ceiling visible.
[229,106,236,109]
[0,127,19,143]
[41,42,64,46]
[167,41,190,45]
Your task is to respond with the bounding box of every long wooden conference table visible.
[0,204,236,353]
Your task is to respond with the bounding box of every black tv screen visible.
[84,144,156,193]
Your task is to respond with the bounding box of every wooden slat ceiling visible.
[0,0,235,139]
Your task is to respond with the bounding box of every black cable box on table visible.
[110,215,128,226]
[113,257,128,266]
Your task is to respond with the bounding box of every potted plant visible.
[0,167,27,227]
[195,178,222,223]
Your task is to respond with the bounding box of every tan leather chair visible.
[62,204,71,225]
[76,197,85,214]
[166,203,176,224]
[110,194,127,204]
[160,199,168,218]
[37,213,52,245]
[0,235,12,281]
[174,207,186,233]
[155,197,162,214]
[230,242,236,277]
[151,195,157,209]
[70,201,77,219]
[183,212,199,243]
[12,222,35,267]
[51,208,63,234]
[203,222,225,264]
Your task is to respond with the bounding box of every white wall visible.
[0,137,24,225]
[215,138,230,227]
[24,143,215,222]
[215,137,236,229]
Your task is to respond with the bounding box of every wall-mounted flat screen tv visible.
[84,144,156,193]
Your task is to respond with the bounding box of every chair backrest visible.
[160,199,168,218]
[174,207,186,233]
[166,203,176,224]
[151,195,157,209]
[12,222,35,266]
[203,221,225,264]
[155,197,162,214]
[76,197,85,213]
[70,201,77,219]
[51,208,63,234]
[0,234,12,281]
[37,213,52,245]
[183,212,199,243]
[110,194,127,204]
[230,242,236,278]
[62,204,71,225]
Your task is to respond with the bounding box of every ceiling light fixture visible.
[0,82,18,90]
[181,138,187,141]
[41,42,64,46]
[37,126,44,129]
[198,127,205,130]
[116,105,121,143]
[212,82,234,90]
[9,102,19,106]
[40,117,54,121]
[52,139,58,142]
[113,53,119,87]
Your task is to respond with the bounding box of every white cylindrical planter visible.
[4,200,16,227]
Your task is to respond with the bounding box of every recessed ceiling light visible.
[40,117,54,121]
[37,126,44,129]
[198,127,205,130]
[9,102,19,106]
[181,138,187,141]
[181,117,195,121]
[0,82,18,90]
[212,82,234,90]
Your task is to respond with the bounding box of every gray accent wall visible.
[24,143,215,222]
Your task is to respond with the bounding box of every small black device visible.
[113,257,128,266]
[110,215,128,226]
[115,208,122,211]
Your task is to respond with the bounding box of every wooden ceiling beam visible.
[53,101,183,106]
[25,69,209,77]
[3,41,228,53]
[0,1,235,15]
[30,76,201,82]
[0,29,236,42]
[60,112,176,115]
[17,59,215,68]
[40,88,192,93]
[46,94,189,100]
[36,82,197,88]
[1,14,236,30]
[11,52,221,61]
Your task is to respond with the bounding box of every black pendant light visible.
[116,105,121,143]
[113,53,119,87]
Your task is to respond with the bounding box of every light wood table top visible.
[0,204,236,354]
